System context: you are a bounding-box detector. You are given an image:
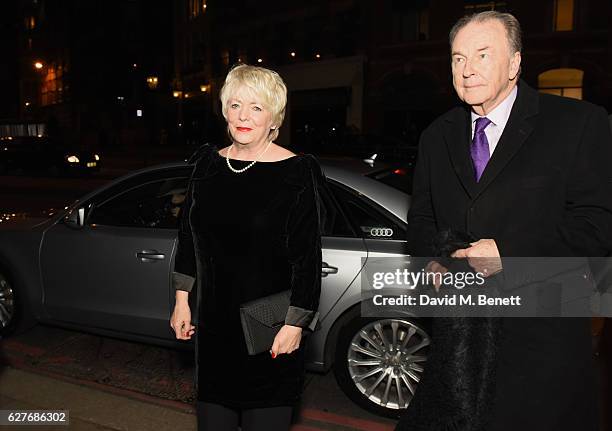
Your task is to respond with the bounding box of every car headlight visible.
[94,154,100,161]
[66,155,80,163]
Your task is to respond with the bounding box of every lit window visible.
[146,76,159,89]
[464,1,508,13]
[25,16,36,30]
[221,50,230,67]
[553,0,574,31]
[41,63,66,106]
[189,0,205,19]
[538,68,583,100]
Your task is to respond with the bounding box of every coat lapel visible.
[443,107,478,198]
[474,81,539,197]
[443,81,540,200]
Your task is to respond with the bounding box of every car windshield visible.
[366,167,413,195]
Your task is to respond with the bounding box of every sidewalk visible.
[0,366,395,431]
[0,366,195,430]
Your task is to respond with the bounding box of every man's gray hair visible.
[449,11,522,54]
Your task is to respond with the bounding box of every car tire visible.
[333,317,431,419]
[0,268,33,337]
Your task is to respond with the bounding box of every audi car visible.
[0,156,427,418]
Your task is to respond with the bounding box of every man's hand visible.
[426,260,448,292]
[270,325,303,358]
[451,239,502,277]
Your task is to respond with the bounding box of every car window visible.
[329,182,405,240]
[88,176,189,229]
[318,181,354,238]
[367,167,413,195]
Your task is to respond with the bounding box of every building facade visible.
[174,0,612,151]
[3,0,609,151]
[8,0,175,150]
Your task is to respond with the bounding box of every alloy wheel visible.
[347,319,430,410]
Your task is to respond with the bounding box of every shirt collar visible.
[471,85,518,128]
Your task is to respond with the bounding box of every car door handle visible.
[136,250,165,262]
[321,262,338,277]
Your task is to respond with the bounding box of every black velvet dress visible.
[172,144,323,409]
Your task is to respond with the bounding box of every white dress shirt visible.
[470,85,518,155]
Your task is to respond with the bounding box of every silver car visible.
[0,157,430,418]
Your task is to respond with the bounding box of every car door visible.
[331,183,408,257]
[40,167,191,341]
[317,182,368,321]
[304,179,369,368]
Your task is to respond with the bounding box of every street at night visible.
[2,0,612,430]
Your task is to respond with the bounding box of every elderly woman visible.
[169,64,323,431]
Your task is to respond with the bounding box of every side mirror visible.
[63,206,86,229]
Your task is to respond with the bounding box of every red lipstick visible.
[236,127,252,132]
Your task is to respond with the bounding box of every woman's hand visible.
[170,297,195,340]
[270,325,303,358]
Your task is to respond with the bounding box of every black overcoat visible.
[398,81,612,431]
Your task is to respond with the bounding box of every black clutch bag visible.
[239,290,291,355]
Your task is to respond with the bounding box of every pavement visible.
[0,365,396,431]
[0,366,195,430]
[0,326,398,431]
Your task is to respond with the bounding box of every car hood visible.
[0,210,58,230]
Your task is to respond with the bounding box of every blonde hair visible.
[220,64,288,142]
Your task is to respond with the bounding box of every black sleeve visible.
[557,105,612,256]
[171,144,214,292]
[500,106,612,291]
[406,128,438,256]
[284,156,323,330]
[172,175,196,292]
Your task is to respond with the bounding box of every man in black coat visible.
[397,10,612,431]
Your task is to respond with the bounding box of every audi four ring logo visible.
[369,227,394,237]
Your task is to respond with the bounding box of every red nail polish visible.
[271,352,276,359]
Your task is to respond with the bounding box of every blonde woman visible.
[170,64,322,431]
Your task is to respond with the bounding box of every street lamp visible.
[34,61,43,69]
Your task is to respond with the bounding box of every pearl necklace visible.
[225,141,272,174]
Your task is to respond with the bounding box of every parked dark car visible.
[0,136,101,176]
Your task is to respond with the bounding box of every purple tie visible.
[471,117,492,182]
